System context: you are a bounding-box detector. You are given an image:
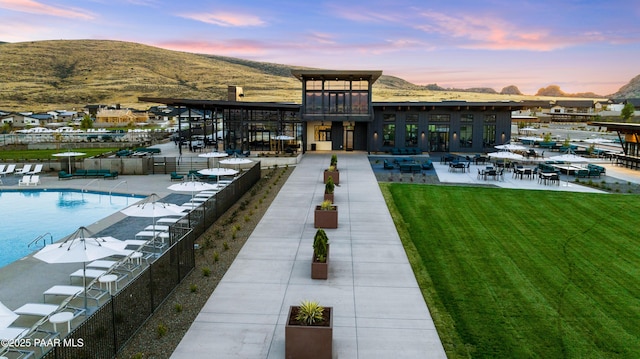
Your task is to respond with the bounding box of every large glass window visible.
[460,114,473,148]
[483,115,496,148]
[405,114,418,147]
[383,114,396,147]
[428,124,450,152]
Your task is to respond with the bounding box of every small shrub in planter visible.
[324,165,339,184]
[314,200,338,229]
[312,229,329,279]
[286,300,333,359]
[323,176,335,203]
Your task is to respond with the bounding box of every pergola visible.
[591,121,640,169]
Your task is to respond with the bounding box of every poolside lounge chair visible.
[0,165,5,174]
[13,303,58,318]
[26,164,43,175]
[0,164,15,176]
[69,269,106,284]
[170,172,184,181]
[42,285,107,305]
[14,164,32,176]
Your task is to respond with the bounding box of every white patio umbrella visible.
[0,301,18,327]
[487,151,525,160]
[168,181,217,201]
[120,194,184,254]
[198,151,228,167]
[198,167,238,186]
[34,227,124,310]
[52,151,86,173]
[219,157,253,171]
[494,144,527,151]
[548,152,591,186]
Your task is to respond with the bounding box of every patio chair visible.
[18,175,31,186]
[26,164,43,175]
[170,171,184,181]
[0,164,16,176]
[14,164,32,176]
[28,175,41,186]
[58,170,73,180]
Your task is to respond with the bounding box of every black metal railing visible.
[41,162,261,359]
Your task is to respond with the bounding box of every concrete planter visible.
[311,244,329,280]
[314,205,338,229]
[285,306,333,359]
[323,170,339,185]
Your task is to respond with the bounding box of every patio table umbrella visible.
[487,151,525,160]
[120,194,184,255]
[198,151,228,167]
[168,180,217,201]
[198,167,239,186]
[52,151,86,173]
[548,152,591,186]
[494,144,527,151]
[33,227,124,311]
[219,157,253,171]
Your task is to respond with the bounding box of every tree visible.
[621,103,635,122]
[80,114,93,130]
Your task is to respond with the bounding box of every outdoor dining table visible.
[514,167,534,179]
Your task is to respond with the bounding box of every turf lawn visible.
[381,184,640,358]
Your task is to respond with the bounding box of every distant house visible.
[1,113,39,129]
[31,113,56,126]
[624,98,640,110]
[547,100,595,121]
[95,108,149,126]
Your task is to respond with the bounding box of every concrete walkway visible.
[171,153,447,358]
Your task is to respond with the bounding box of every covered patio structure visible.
[591,122,640,170]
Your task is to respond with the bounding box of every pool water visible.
[0,190,141,268]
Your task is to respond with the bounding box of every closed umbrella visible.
[34,227,124,310]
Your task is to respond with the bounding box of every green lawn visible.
[381,184,640,358]
[0,148,119,160]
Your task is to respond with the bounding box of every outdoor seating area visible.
[18,175,40,186]
[72,169,119,179]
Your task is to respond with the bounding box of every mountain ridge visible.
[0,39,630,112]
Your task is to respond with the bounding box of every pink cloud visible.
[179,11,265,27]
[0,0,94,20]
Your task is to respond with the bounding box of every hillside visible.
[611,74,640,98]
[0,40,586,112]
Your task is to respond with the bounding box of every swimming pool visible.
[0,189,142,268]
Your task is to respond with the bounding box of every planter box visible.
[286,306,333,359]
[314,205,338,229]
[323,170,339,185]
[311,244,329,280]
[323,192,334,203]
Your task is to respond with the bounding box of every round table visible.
[130,251,143,265]
[50,311,74,333]
[99,274,118,295]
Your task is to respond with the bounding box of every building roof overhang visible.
[372,101,527,111]
[291,70,382,84]
[138,97,300,111]
[590,121,640,134]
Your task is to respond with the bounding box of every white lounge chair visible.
[69,269,106,284]
[0,165,5,174]
[18,175,31,186]
[14,164,32,176]
[144,225,170,231]
[42,285,107,305]
[13,303,58,318]
[26,164,43,175]
[0,164,16,177]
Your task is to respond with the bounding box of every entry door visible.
[345,130,354,151]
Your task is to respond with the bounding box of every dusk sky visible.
[1,0,638,95]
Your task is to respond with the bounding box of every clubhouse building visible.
[141,70,526,154]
